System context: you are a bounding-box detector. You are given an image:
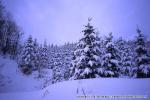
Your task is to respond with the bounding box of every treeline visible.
[18,19,150,87]
[18,35,75,85]
[0,1,22,58]
[70,19,150,79]
[0,0,150,85]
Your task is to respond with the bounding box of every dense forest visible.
[0,0,150,87]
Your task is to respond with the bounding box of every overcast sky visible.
[3,0,150,45]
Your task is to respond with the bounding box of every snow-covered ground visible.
[0,78,150,100]
[0,56,43,93]
[0,56,150,100]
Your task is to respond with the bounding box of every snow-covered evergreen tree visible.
[115,37,125,61]
[33,39,42,77]
[41,41,49,68]
[71,18,101,79]
[115,37,132,77]
[52,51,64,83]
[101,33,120,77]
[61,43,75,80]
[19,35,35,74]
[95,31,104,76]
[50,43,75,83]
[134,27,150,78]
[48,44,58,69]
[121,45,134,77]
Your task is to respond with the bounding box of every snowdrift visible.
[0,78,150,100]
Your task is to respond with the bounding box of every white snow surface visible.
[0,78,150,100]
[0,56,150,100]
[0,56,43,93]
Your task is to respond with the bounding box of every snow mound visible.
[0,78,150,100]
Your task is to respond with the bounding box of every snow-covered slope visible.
[0,56,42,93]
[0,78,150,100]
[0,56,150,100]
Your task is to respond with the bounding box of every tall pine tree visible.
[71,18,101,79]
[41,41,49,68]
[101,33,120,77]
[121,45,133,77]
[19,35,35,74]
[135,27,150,78]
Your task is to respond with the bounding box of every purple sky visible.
[3,0,150,45]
